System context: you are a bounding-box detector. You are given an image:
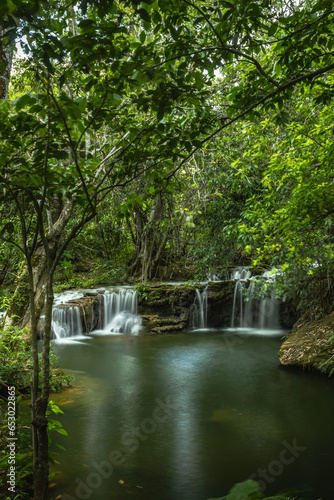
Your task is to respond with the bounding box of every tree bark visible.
[141,196,166,280]
[0,22,15,101]
[5,198,76,331]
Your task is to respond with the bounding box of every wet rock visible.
[206,281,235,327]
[279,312,334,375]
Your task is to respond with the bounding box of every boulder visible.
[279,312,334,375]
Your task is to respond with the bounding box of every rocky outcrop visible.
[137,281,237,334]
[138,283,199,334]
[64,293,101,333]
[279,312,334,375]
[206,281,235,327]
[49,281,297,337]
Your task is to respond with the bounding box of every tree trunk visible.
[5,198,75,331]
[141,196,166,281]
[32,264,54,500]
[0,22,15,100]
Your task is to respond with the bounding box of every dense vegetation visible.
[0,0,333,497]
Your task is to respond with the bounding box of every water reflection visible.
[49,330,334,500]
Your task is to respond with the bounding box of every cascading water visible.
[255,270,280,329]
[190,287,208,329]
[231,281,245,328]
[51,306,83,339]
[230,267,250,328]
[50,287,142,339]
[230,267,252,281]
[207,270,221,282]
[230,268,280,330]
[102,289,142,335]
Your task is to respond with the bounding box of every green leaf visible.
[14,94,37,110]
[55,443,67,451]
[79,19,96,28]
[157,102,165,122]
[111,93,122,105]
[55,428,68,436]
[140,31,146,43]
[138,8,150,23]
[268,24,278,37]
[1,222,14,236]
[43,51,54,73]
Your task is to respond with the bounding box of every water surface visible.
[49,329,334,500]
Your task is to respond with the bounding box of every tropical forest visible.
[0,0,334,499]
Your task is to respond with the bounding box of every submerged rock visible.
[279,312,334,376]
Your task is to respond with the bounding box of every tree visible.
[1,0,333,497]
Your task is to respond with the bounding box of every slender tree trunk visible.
[28,260,39,489]
[0,22,15,100]
[5,198,76,332]
[33,261,54,499]
[141,196,166,280]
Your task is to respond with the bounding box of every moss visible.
[8,265,30,322]
[279,312,334,376]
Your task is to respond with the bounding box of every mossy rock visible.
[279,312,334,375]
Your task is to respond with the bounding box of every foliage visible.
[206,479,307,500]
[54,259,125,291]
[0,397,33,499]
[0,1,333,496]
[47,400,68,461]
[0,327,74,392]
[134,280,150,301]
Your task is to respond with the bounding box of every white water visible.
[51,287,142,340]
[101,289,142,335]
[53,289,85,305]
[52,306,83,340]
[230,266,252,281]
[190,287,208,329]
[231,268,280,330]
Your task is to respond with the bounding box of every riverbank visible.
[279,312,334,376]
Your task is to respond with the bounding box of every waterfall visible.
[207,270,221,282]
[230,267,251,328]
[51,288,142,339]
[230,267,252,281]
[243,281,255,328]
[190,287,208,329]
[102,289,142,335]
[52,306,83,339]
[231,268,280,330]
[231,281,244,328]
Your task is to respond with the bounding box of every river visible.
[48,328,334,500]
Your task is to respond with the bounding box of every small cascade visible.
[230,267,252,281]
[230,267,251,328]
[190,287,208,329]
[102,289,142,335]
[256,270,280,329]
[52,306,83,339]
[258,290,279,329]
[207,270,221,282]
[50,287,142,339]
[231,281,245,328]
[231,268,280,330]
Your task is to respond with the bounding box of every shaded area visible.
[49,330,334,500]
